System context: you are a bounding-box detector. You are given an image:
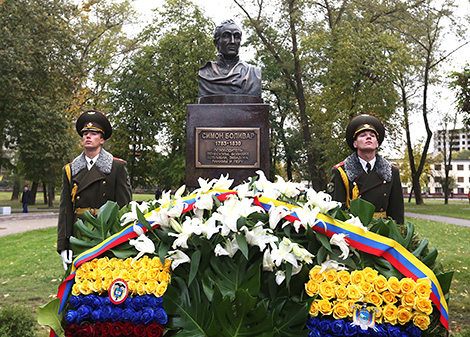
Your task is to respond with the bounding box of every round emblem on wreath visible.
[109,278,129,305]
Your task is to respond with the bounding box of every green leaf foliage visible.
[37,298,64,337]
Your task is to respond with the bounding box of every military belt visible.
[75,207,98,216]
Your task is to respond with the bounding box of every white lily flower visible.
[234,182,259,199]
[345,216,368,233]
[268,202,290,230]
[212,174,234,190]
[174,185,186,199]
[120,201,151,225]
[194,192,215,219]
[293,206,320,231]
[318,259,348,274]
[129,224,155,264]
[330,233,350,260]
[168,217,202,249]
[214,237,239,257]
[241,222,278,251]
[275,270,285,285]
[146,208,171,230]
[262,249,275,271]
[167,250,191,270]
[306,189,341,213]
[200,216,220,240]
[274,175,301,198]
[270,237,298,268]
[167,199,186,218]
[254,170,281,199]
[194,177,214,195]
[155,190,172,207]
[292,243,315,264]
[212,195,264,235]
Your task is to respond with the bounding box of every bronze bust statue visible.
[198,20,262,100]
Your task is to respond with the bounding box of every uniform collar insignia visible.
[70,149,113,176]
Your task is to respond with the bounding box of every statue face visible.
[216,23,242,59]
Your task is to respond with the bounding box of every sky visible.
[129,0,470,154]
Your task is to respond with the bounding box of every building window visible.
[458,164,464,170]
[458,188,464,193]
[457,177,464,183]
[446,165,452,171]
[435,187,442,194]
[435,164,441,170]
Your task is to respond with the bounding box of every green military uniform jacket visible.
[57,149,132,252]
[328,152,404,224]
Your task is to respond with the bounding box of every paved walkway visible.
[0,212,58,237]
[405,212,470,228]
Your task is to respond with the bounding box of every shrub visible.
[0,304,36,337]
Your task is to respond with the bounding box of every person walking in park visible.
[327,114,404,224]
[21,186,31,213]
[57,109,132,270]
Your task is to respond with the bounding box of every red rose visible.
[78,322,94,337]
[134,324,147,337]
[147,323,164,337]
[100,322,113,337]
[121,321,135,336]
[111,321,123,337]
[65,323,79,337]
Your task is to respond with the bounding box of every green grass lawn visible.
[405,198,470,220]
[0,218,469,336]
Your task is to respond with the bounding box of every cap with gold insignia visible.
[76,109,112,140]
[345,114,385,150]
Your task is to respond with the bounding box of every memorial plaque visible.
[196,127,260,168]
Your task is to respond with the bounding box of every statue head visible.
[213,19,242,60]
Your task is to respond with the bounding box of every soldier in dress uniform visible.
[57,109,132,269]
[327,114,404,224]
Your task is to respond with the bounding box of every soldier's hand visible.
[60,249,73,270]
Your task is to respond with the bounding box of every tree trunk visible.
[30,181,38,206]
[48,183,54,207]
[43,181,48,204]
[11,180,20,201]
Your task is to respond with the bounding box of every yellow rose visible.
[350,270,365,285]
[158,271,170,283]
[397,306,412,325]
[72,283,81,296]
[137,281,146,295]
[387,277,401,296]
[132,259,142,269]
[129,270,139,282]
[119,270,131,281]
[147,268,159,280]
[414,297,433,315]
[137,270,148,282]
[309,266,325,282]
[382,303,398,324]
[83,271,94,281]
[109,257,119,270]
[358,281,374,295]
[111,269,120,280]
[97,257,110,270]
[335,285,348,300]
[317,299,333,315]
[363,267,378,283]
[128,280,137,293]
[366,291,383,307]
[413,313,431,330]
[375,306,383,323]
[319,282,336,300]
[164,259,172,271]
[140,256,152,270]
[344,300,356,316]
[333,301,349,319]
[400,278,416,294]
[102,279,112,292]
[89,259,99,271]
[415,279,432,298]
[337,270,351,286]
[401,293,415,309]
[156,282,168,297]
[382,290,398,304]
[309,301,319,317]
[305,280,320,297]
[123,258,133,270]
[347,284,362,301]
[92,279,103,293]
[80,262,91,272]
[79,279,93,295]
[324,269,338,284]
[373,275,388,293]
[101,268,112,281]
[151,257,164,269]
[145,280,158,294]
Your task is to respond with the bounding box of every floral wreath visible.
[39,172,452,337]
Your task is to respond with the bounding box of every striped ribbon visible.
[51,190,448,336]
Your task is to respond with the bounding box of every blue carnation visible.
[153,307,168,325]
[65,310,80,324]
[69,295,83,308]
[406,325,422,337]
[77,305,93,320]
[91,309,103,322]
[331,319,345,336]
[308,328,322,337]
[319,319,332,333]
[344,323,358,336]
[306,317,320,330]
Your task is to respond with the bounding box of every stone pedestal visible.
[185,99,269,188]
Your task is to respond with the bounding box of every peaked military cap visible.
[76,109,112,140]
[346,114,385,150]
